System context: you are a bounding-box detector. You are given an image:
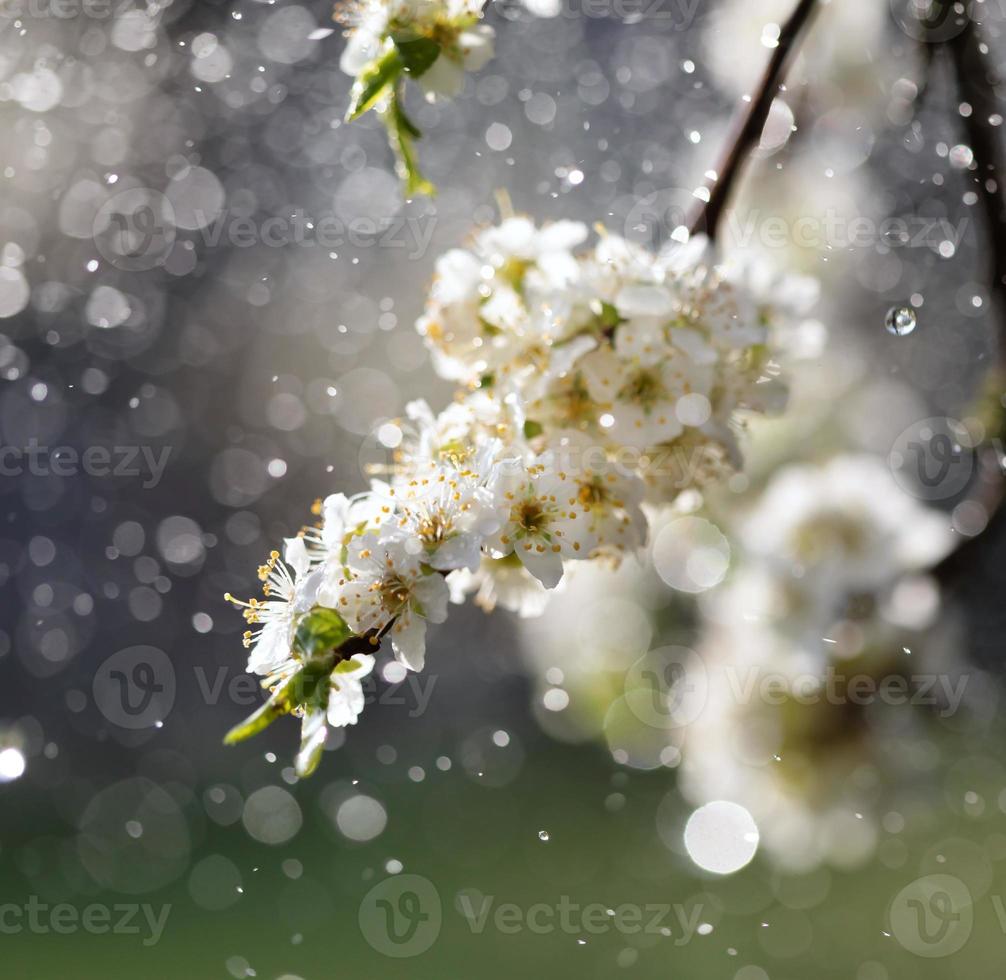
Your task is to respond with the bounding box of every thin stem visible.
[689,0,820,242]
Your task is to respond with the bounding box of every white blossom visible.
[485,455,599,587]
[226,536,321,677]
[337,533,450,671]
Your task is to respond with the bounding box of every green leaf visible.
[347,46,403,121]
[392,34,440,78]
[595,301,624,331]
[523,419,544,440]
[223,688,289,745]
[293,606,354,659]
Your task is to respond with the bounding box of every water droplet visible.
[885,306,917,337]
[538,830,550,842]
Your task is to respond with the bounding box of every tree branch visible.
[689,0,820,242]
[934,12,1006,584]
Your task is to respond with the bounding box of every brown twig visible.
[688,0,820,242]
[934,12,1006,584]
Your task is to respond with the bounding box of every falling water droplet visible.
[885,306,917,337]
[538,830,550,842]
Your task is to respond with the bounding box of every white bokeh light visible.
[0,747,25,782]
[684,800,759,874]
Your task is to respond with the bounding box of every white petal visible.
[391,614,428,671]
[340,30,386,77]
[520,0,562,15]
[430,533,483,573]
[247,620,291,676]
[418,55,465,99]
[284,536,311,578]
[294,568,323,612]
[615,284,674,318]
[327,679,366,727]
[459,25,495,72]
[518,545,565,589]
[412,573,450,623]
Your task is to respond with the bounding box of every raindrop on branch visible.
[885,306,917,337]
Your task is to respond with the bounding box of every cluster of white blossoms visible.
[337,0,495,194]
[227,216,818,775]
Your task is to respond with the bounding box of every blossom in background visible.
[702,0,917,118]
[678,454,958,870]
[738,454,953,636]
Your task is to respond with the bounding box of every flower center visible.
[515,499,547,534]
[619,368,664,409]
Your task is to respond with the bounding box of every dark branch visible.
[935,13,1006,584]
[946,17,1006,354]
[688,0,820,242]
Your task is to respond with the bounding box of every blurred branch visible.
[932,12,1006,584]
[689,0,820,242]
